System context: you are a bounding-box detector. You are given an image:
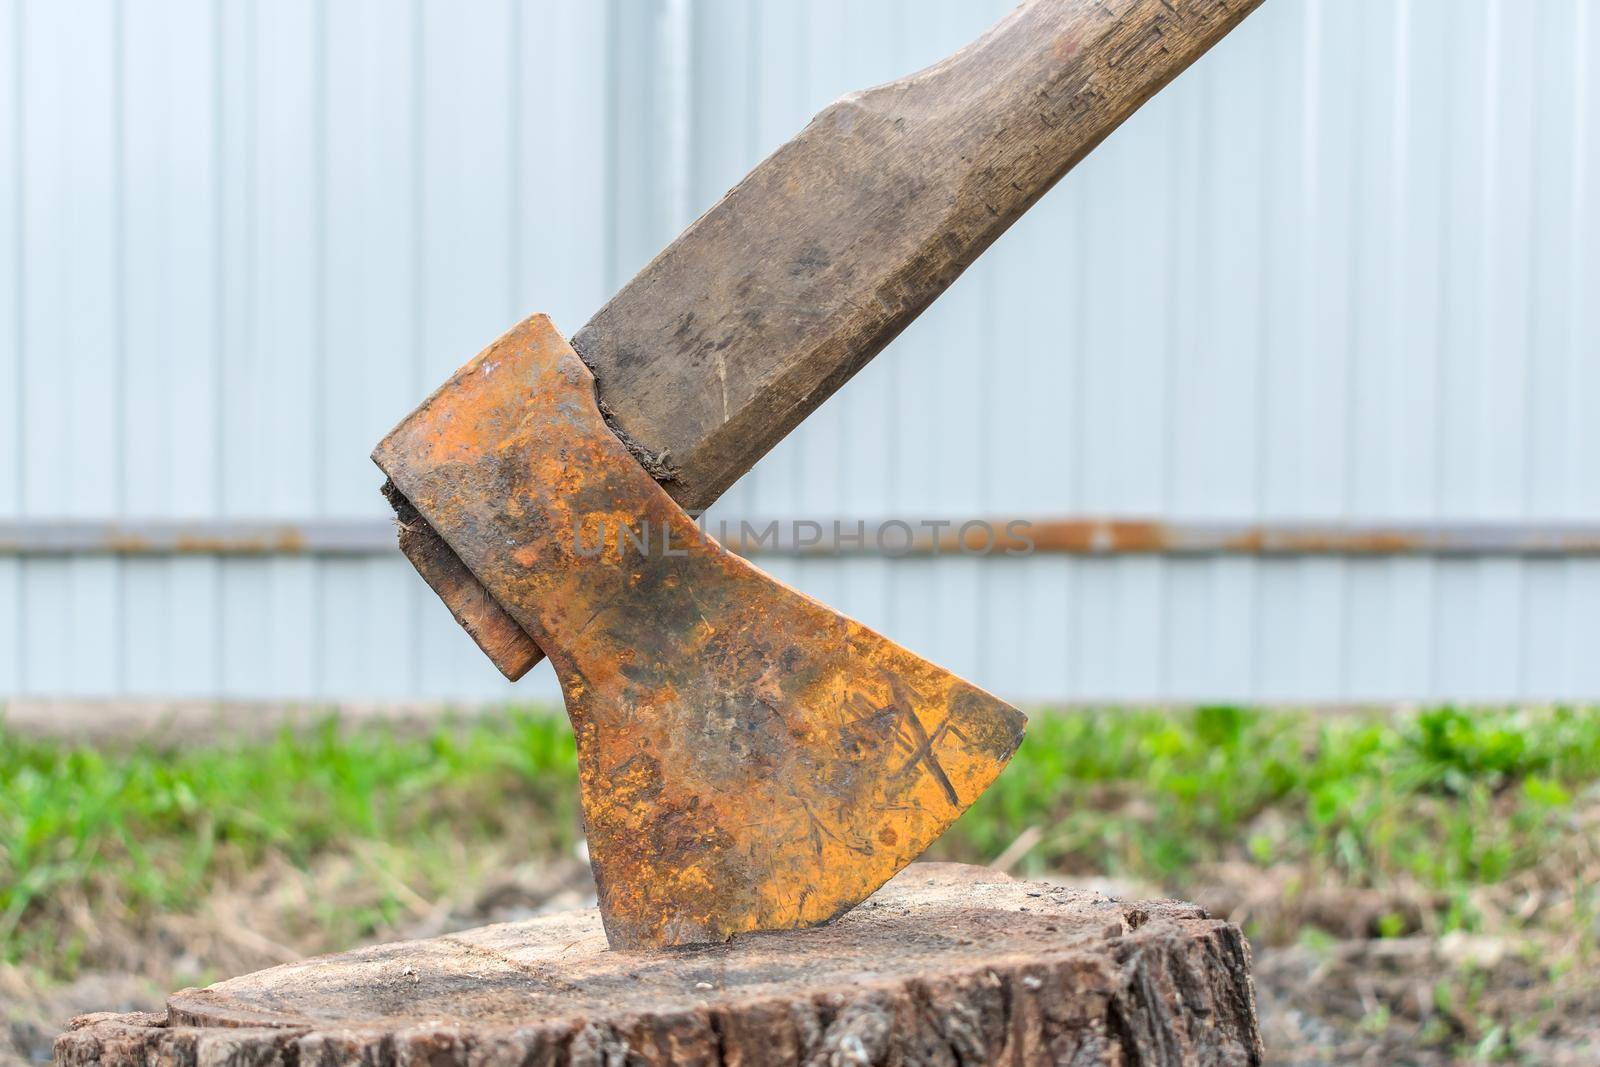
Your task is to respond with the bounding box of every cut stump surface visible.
[57,863,1261,1066]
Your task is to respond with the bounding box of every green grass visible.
[946,704,1600,891]
[4,704,1599,980]
[0,710,581,976]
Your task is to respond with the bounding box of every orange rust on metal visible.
[1024,520,1166,554]
[713,519,1589,558]
[0,525,323,557]
[97,534,154,554]
[988,520,1413,556]
[382,480,543,681]
[1221,527,1418,555]
[373,315,1026,950]
[169,531,309,555]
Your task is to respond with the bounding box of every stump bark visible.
[57,864,1261,1067]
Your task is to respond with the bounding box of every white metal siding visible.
[2,0,1598,704]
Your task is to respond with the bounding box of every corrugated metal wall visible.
[2,0,1597,704]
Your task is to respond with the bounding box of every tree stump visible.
[56,864,1261,1067]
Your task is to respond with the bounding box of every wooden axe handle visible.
[576,0,1264,506]
[388,0,1264,680]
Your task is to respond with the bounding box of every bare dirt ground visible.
[5,853,1596,1066]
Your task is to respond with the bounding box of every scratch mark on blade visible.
[799,798,874,858]
[885,674,960,808]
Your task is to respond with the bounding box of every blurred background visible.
[2,0,1596,706]
[4,3,1600,1064]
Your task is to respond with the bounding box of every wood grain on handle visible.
[388,0,1265,680]
[575,0,1265,506]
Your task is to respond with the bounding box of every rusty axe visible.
[374,0,1263,949]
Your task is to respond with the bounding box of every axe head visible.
[374,315,1025,949]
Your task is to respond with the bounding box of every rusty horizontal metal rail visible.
[4,518,1600,558]
[712,518,1600,558]
[0,520,389,556]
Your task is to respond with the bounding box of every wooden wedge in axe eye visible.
[375,0,1264,949]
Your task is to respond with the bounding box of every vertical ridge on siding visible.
[120,0,220,696]
[17,0,121,696]
[262,0,318,698]
[319,0,419,699]
[0,0,16,695]
[215,0,252,697]
[1559,0,1599,697]
[411,0,519,701]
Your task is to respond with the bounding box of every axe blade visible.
[374,315,1026,948]
[380,0,1267,679]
